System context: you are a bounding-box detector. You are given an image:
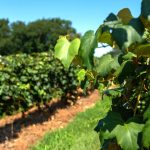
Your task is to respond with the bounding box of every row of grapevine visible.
[54,0,150,149]
[0,51,79,116]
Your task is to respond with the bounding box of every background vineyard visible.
[0,51,80,116]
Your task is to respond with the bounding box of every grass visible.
[31,98,111,150]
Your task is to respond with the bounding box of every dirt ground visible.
[0,90,100,150]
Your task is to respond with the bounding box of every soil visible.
[0,90,100,150]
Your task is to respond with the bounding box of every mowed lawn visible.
[31,98,110,150]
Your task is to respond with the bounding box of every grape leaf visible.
[54,36,80,69]
[114,60,136,83]
[144,104,150,120]
[103,88,122,98]
[111,22,144,50]
[102,13,144,51]
[133,43,150,57]
[141,0,150,21]
[122,52,137,60]
[142,119,150,148]
[105,13,118,22]
[111,122,144,150]
[79,30,97,69]
[77,69,86,83]
[95,54,119,77]
[95,110,123,145]
[99,31,113,46]
[117,8,133,24]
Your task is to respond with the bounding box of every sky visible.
[0,0,142,56]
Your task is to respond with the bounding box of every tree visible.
[10,21,27,53]
[24,18,79,53]
[0,18,79,55]
[0,19,12,55]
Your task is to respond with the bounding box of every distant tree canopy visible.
[0,18,80,55]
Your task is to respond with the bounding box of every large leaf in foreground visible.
[95,54,119,77]
[111,122,144,150]
[141,0,150,21]
[142,119,150,148]
[117,8,133,24]
[133,43,150,57]
[95,110,123,146]
[79,30,97,69]
[111,23,144,51]
[54,36,80,69]
[142,105,150,148]
[144,104,150,120]
[115,60,136,83]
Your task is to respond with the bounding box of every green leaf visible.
[100,111,124,131]
[98,83,104,93]
[94,95,113,133]
[95,54,120,77]
[54,36,80,69]
[144,104,150,120]
[129,17,145,36]
[96,25,114,46]
[103,88,122,98]
[117,8,133,24]
[122,52,137,60]
[102,95,112,109]
[111,23,144,50]
[115,60,136,83]
[97,111,123,145]
[79,30,97,69]
[102,14,145,51]
[118,52,137,65]
[105,13,118,22]
[99,31,113,46]
[142,119,150,148]
[133,43,150,57]
[111,122,144,150]
[141,0,150,21]
[77,69,86,83]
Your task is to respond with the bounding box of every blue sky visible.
[0,0,142,34]
[0,0,142,56]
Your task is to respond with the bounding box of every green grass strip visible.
[31,98,110,150]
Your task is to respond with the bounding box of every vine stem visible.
[133,94,141,116]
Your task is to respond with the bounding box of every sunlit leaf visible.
[79,30,97,69]
[77,69,86,83]
[99,31,113,46]
[54,36,80,69]
[111,122,144,150]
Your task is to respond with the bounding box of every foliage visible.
[55,36,80,69]
[0,51,79,116]
[94,54,120,77]
[0,18,79,55]
[54,0,150,149]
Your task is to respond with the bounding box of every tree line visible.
[0,18,79,55]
